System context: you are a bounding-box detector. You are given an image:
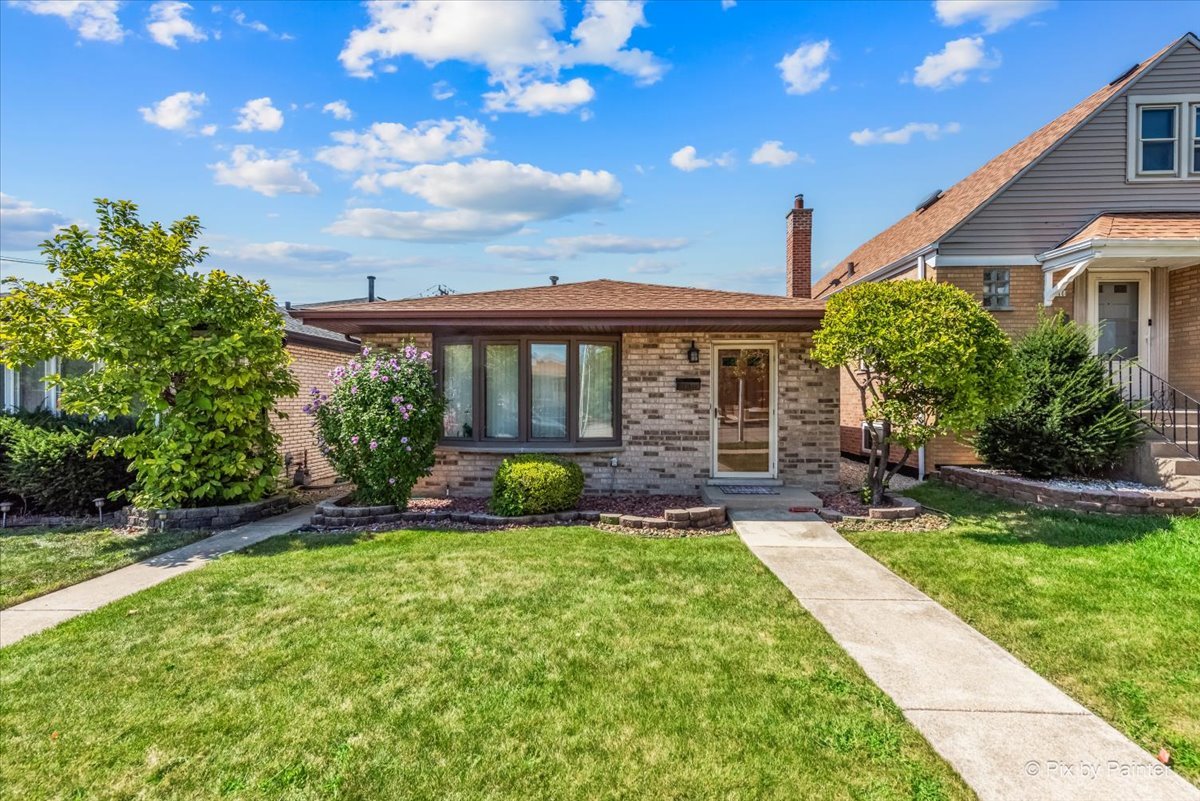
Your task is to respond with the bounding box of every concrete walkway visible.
[0,505,313,648]
[732,509,1200,801]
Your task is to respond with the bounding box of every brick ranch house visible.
[297,257,841,497]
[814,31,1200,476]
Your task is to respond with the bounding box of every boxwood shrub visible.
[490,454,585,516]
[0,412,134,514]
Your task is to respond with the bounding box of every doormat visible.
[718,485,780,495]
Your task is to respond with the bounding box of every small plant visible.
[490,454,584,516]
[309,345,443,507]
[976,313,1144,478]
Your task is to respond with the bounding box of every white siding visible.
[942,41,1200,257]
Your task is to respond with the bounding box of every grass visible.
[0,526,972,801]
[0,525,211,608]
[845,482,1200,783]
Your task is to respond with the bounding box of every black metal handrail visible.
[1104,357,1199,460]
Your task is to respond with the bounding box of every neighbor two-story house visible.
[815,31,1200,479]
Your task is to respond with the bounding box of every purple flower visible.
[310,387,320,396]
[380,374,389,382]
[405,445,412,452]
[391,395,402,404]
[369,439,378,450]
[350,385,359,394]
[388,477,396,485]
[420,350,431,361]
[362,346,371,356]
[401,436,408,444]
[350,435,359,445]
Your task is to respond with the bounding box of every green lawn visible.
[0,526,972,801]
[0,525,211,608]
[846,483,1200,783]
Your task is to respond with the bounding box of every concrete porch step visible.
[1150,440,1200,458]
[700,484,822,513]
[705,477,784,487]
[1159,456,1200,476]
[1165,474,1200,494]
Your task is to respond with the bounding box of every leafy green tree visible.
[812,280,1017,505]
[0,199,298,508]
[976,313,1143,478]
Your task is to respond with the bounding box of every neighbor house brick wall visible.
[364,330,840,497]
[835,265,1075,470]
[273,342,356,485]
[1168,264,1200,398]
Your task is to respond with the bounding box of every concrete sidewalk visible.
[733,509,1200,801]
[0,505,313,648]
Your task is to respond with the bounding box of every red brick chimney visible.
[785,194,812,299]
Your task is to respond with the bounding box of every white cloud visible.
[139,90,211,133]
[850,121,962,145]
[630,257,677,274]
[432,81,456,100]
[548,233,687,254]
[750,140,800,167]
[229,241,352,262]
[934,0,1052,33]
[316,117,489,173]
[233,97,284,132]
[11,0,124,42]
[483,77,595,115]
[912,36,998,89]
[338,0,665,115]
[322,100,353,121]
[229,7,292,39]
[669,145,733,172]
[778,40,831,95]
[487,233,688,261]
[721,0,737,9]
[0,193,73,249]
[146,1,207,48]
[358,159,621,218]
[210,146,318,196]
[326,208,530,243]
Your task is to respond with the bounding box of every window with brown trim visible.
[435,336,621,447]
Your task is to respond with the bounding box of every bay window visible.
[436,336,620,447]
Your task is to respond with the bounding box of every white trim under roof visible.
[932,254,1041,267]
[1039,237,1200,304]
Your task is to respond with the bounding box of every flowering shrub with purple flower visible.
[308,344,443,506]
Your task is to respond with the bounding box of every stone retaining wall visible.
[939,466,1199,516]
[313,499,728,530]
[127,495,292,531]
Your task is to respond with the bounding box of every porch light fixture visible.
[686,340,700,363]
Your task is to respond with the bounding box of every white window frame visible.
[981,268,1012,310]
[2,357,96,414]
[1191,102,1200,177]
[1126,94,1200,182]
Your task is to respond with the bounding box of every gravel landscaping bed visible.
[833,513,949,533]
[404,494,704,519]
[837,457,918,492]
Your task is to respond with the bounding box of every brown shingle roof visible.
[304,279,822,315]
[296,279,823,334]
[1057,212,1200,247]
[813,33,1193,299]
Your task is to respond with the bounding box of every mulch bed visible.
[816,491,901,517]
[833,513,949,533]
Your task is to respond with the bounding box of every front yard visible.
[846,483,1200,783]
[0,525,210,608]
[0,526,971,801]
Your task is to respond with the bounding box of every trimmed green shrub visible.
[0,412,134,514]
[976,313,1143,478]
[490,454,584,516]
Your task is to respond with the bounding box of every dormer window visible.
[1138,106,1176,174]
[1127,94,1200,181]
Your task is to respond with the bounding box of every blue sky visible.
[1,0,1196,304]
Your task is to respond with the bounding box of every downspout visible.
[916,252,928,481]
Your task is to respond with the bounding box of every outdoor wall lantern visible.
[686,340,700,364]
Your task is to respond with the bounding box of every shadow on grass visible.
[239,529,380,557]
[909,482,1177,548]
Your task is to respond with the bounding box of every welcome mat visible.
[717,485,780,495]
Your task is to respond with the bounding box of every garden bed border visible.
[126,495,292,531]
[939,466,1199,516]
[313,497,728,530]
